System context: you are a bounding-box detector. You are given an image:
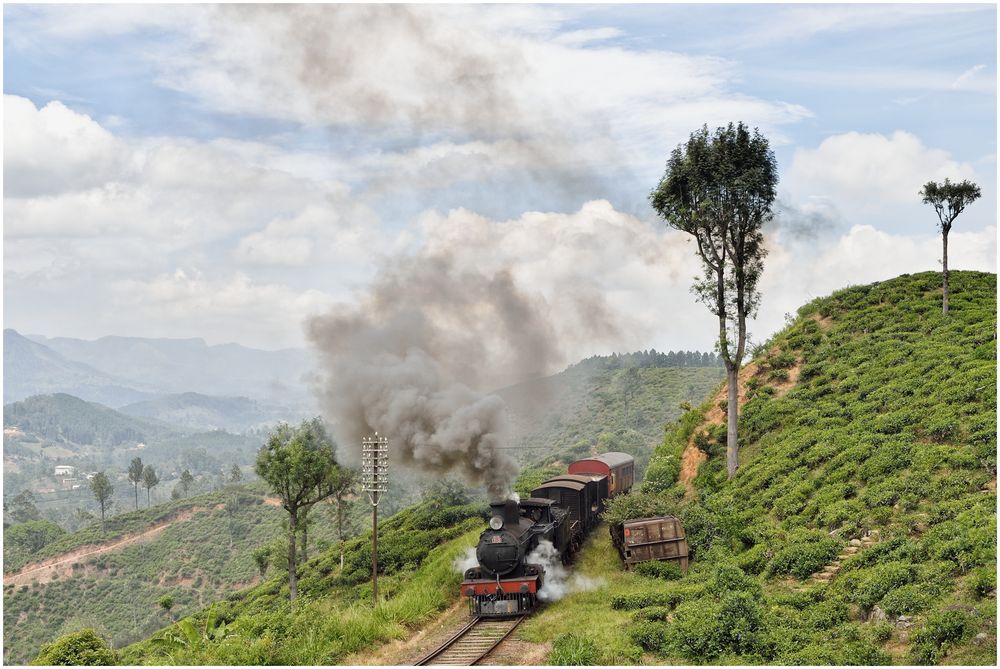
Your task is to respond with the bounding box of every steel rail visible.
[415,615,525,666]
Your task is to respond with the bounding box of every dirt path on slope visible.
[4,504,227,587]
[677,328,817,495]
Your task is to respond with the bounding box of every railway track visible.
[416,616,525,666]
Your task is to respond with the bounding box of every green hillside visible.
[4,393,179,450]
[528,270,996,665]
[3,393,262,520]
[2,486,352,664]
[499,360,724,475]
[117,498,486,665]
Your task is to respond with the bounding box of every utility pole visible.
[361,432,388,607]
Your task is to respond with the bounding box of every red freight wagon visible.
[568,451,634,497]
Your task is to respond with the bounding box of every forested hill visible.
[589,270,996,665]
[569,349,724,371]
[497,357,725,479]
[4,393,179,448]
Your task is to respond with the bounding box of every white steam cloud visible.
[527,540,605,601]
[455,547,479,574]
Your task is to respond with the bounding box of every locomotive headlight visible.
[489,516,504,530]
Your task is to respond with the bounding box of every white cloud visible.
[140,5,809,182]
[4,95,380,256]
[2,4,201,48]
[3,94,384,347]
[552,27,625,47]
[707,4,992,51]
[757,224,997,338]
[4,95,130,197]
[787,130,977,205]
[233,201,381,267]
[111,269,337,349]
[952,64,987,90]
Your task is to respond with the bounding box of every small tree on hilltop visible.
[920,178,982,315]
[142,465,159,507]
[620,366,641,430]
[128,458,144,511]
[251,545,270,580]
[90,472,115,533]
[326,466,359,570]
[158,594,175,620]
[8,489,41,523]
[651,122,778,479]
[179,469,195,497]
[255,418,339,601]
[229,464,243,484]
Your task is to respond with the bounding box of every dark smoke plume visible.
[306,251,617,500]
[770,198,842,241]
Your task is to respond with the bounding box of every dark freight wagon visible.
[610,515,689,572]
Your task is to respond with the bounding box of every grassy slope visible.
[2,487,339,664]
[523,271,996,665]
[4,484,263,573]
[118,499,485,665]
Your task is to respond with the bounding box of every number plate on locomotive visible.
[490,536,503,543]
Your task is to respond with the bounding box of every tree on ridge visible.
[90,472,114,533]
[255,418,339,601]
[142,465,159,507]
[326,466,359,570]
[128,458,144,510]
[179,469,195,497]
[650,121,778,479]
[920,178,982,315]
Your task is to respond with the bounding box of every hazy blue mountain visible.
[23,332,316,407]
[119,392,304,432]
[4,329,156,406]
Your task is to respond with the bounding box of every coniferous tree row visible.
[569,349,725,371]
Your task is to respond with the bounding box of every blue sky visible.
[3,4,997,369]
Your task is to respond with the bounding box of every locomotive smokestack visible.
[493,499,518,525]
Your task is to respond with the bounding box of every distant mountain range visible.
[24,331,314,403]
[4,329,159,407]
[4,329,317,429]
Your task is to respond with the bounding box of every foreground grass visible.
[120,506,482,665]
[519,525,668,665]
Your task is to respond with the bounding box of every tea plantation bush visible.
[633,560,683,580]
[31,629,117,666]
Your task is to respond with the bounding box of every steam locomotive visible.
[461,452,635,617]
